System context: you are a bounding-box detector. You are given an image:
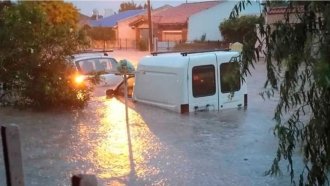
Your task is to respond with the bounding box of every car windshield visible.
[75,58,118,75]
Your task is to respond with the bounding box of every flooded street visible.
[0,52,293,185]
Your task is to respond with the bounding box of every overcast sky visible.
[67,0,218,16]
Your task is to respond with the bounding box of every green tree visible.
[219,15,262,43]
[119,1,143,12]
[86,26,116,41]
[0,1,11,11]
[231,1,330,185]
[35,1,79,26]
[0,1,90,109]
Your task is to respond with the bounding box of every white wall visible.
[117,17,138,48]
[117,18,136,41]
[188,1,261,41]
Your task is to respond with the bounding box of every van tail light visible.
[244,94,248,108]
[181,104,189,114]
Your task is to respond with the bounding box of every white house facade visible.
[187,1,261,41]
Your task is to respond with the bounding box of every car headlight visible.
[74,74,86,85]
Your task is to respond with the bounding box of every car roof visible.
[72,52,116,61]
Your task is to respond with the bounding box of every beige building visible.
[256,5,304,57]
[117,5,172,49]
[116,16,141,49]
[265,6,303,26]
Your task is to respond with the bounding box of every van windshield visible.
[76,58,118,75]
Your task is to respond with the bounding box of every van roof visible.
[140,53,188,68]
[151,49,231,56]
[140,51,241,69]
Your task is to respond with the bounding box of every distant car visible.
[70,51,123,89]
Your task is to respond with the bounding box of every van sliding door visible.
[188,54,219,112]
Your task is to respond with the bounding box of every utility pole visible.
[147,0,153,52]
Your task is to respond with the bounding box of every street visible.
[0,51,295,186]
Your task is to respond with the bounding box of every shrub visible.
[86,26,116,41]
[219,15,262,43]
[0,1,90,110]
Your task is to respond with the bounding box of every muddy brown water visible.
[0,56,296,185]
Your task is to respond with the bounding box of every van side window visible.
[192,65,216,97]
[220,62,241,93]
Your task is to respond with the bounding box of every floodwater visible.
[0,53,295,185]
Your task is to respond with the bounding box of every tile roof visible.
[267,6,304,15]
[89,9,145,27]
[128,5,174,26]
[153,1,221,25]
[78,13,91,26]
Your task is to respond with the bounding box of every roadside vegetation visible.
[232,1,330,185]
[84,25,116,50]
[0,1,91,110]
[174,15,261,52]
[119,0,147,12]
[219,15,262,43]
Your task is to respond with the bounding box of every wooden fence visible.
[1,125,97,186]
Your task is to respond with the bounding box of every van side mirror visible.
[106,89,115,99]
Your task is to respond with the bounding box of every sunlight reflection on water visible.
[77,96,164,183]
[0,60,291,186]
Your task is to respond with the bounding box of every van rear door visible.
[217,60,245,109]
[188,54,219,112]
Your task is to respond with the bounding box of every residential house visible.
[128,2,221,51]
[265,5,303,26]
[256,5,304,57]
[89,9,145,27]
[116,5,172,49]
[78,13,91,27]
[88,9,145,49]
[84,1,261,50]
[129,2,220,42]
[152,1,221,42]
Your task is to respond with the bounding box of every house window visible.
[192,65,216,97]
[220,62,241,93]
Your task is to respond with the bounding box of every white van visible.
[132,50,247,113]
